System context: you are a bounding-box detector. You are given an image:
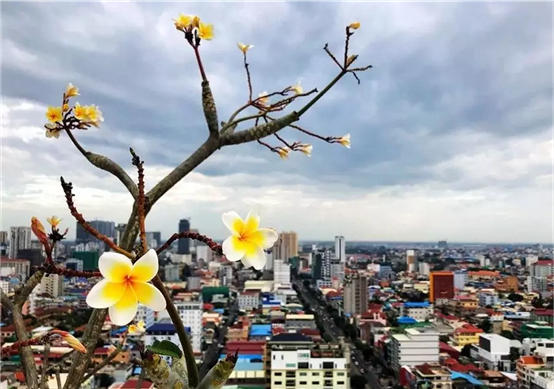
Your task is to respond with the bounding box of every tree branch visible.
[82,347,121,382]
[65,129,138,199]
[12,306,39,389]
[156,231,222,255]
[14,270,44,307]
[201,81,219,137]
[220,112,299,146]
[1,289,14,312]
[40,344,51,389]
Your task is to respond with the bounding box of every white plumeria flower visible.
[86,249,166,326]
[221,209,278,270]
[291,81,303,94]
[338,133,351,149]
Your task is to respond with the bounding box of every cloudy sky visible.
[1,1,552,244]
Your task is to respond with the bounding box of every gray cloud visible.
[1,2,552,242]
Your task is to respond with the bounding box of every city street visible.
[294,280,383,389]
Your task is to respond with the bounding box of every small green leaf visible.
[146,340,183,359]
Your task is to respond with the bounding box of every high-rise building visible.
[274,259,291,286]
[429,271,454,303]
[41,273,64,297]
[158,299,202,352]
[335,236,346,263]
[9,226,32,259]
[528,260,554,292]
[343,273,368,315]
[76,220,115,244]
[273,232,298,261]
[114,223,127,245]
[0,231,8,245]
[453,270,467,290]
[406,249,417,273]
[389,326,439,371]
[177,219,191,255]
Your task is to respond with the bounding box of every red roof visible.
[534,309,554,316]
[519,356,544,365]
[121,380,153,389]
[535,260,554,266]
[454,324,484,335]
[225,341,265,354]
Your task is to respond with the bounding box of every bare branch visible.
[243,52,253,101]
[1,289,14,312]
[12,306,39,389]
[14,270,44,307]
[130,149,148,256]
[156,231,222,255]
[40,344,50,389]
[201,81,220,137]
[55,368,62,389]
[82,347,121,382]
[221,112,299,146]
[60,177,134,259]
[64,129,138,199]
[324,43,343,69]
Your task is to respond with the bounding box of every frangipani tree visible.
[0,14,371,389]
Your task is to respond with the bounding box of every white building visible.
[402,302,433,322]
[473,333,511,371]
[453,271,467,290]
[164,264,181,282]
[0,280,10,294]
[334,236,346,263]
[526,255,539,268]
[40,274,63,297]
[238,291,260,310]
[136,305,155,329]
[406,250,416,273]
[219,264,233,286]
[156,300,202,352]
[479,292,499,307]
[9,227,32,259]
[418,262,430,277]
[390,327,439,371]
[274,259,291,286]
[196,243,213,263]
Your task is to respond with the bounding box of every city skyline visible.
[2,2,552,243]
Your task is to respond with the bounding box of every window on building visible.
[299,372,307,376]
[338,381,345,385]
[274,381,282,385]
[299,381,307,385]
[312,382,320,385]
[274,372,282,376]
[337,372,345,376]
[285,380,295,387]
[312,372,320,376]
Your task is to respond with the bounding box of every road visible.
[294,280,383,389]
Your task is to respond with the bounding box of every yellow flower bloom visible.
[86,250,166,326]
[191,15,200,29]
[349,21,361,30]
[221,209,278,270]
[198,21,214,40]
[31,217,49,246]
[276,147,290,159]
[257,91,269,106]
[237,42,254,54]
[290,81,303,95]
[73,102,88,121]
[84,105,104,124]
[297,143,313,157]
[50,330,86,353]
[338,133,351,149]
[47,216,62,228]
[63,103,70,112]
[174,13,193,30]
[45,106,63,123]
[64,83,79,98]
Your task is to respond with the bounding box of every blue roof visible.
[214,308,224,314]
[451,372,483,386]
[147,323,191,333]
[220,354,263,360]
[249,324,272,336]
[404,302,431,308]
[398,316,418,324]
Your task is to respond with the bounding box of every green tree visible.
[501,330,514,339]
[478,319,492,333]
[460,344,473,358]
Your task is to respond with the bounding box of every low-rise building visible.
[453,324,484,346]
[389,326,439,371]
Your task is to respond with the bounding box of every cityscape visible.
[1,219,553,389]
[1,1,553,389]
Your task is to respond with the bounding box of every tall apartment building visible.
[177,219,191,255]
[0,231,8,245]
[429,271,454,304]
[273,232,298,261]
[312,250,333,288]
[334,236,346,263]
[343,273,368,316]
[406,249,417,273]
[145,231,162,249]
[528,260,554,292]
[266,333,350,389]
[196,243,213,263]
[453,270,467,290]
[389,327,439,371]
[153,298,202,352]
[330,259,345,289]
[219,264,233,287]
[274,259,291,285]
[40,273,63,297]
[136,305,155,329]
[9,226,32,259]
[0,258,30,281]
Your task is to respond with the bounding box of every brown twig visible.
[14,270,44,307]
[60,177,134,259]
[82,347,121,381]
[324,43,343,69]
[130,149,148,256]
[42,263,101,278]
[273,133,296,149]
[243,53,253,101]
[257,139,277,153]
[156,231,222,255]
[40,344,51,389]
[193,46,208,82]
[55,368,62,389]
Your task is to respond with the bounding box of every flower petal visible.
[132,282,166,311]
[99,252,132,282]
[247,228,279,250]
[86,279,127,309]
[222,235,246,262]
[109,284,138,326]
[130,249,159,282]
[243,208,260,235]
[241,244,267,270]
[222,211,244,236]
